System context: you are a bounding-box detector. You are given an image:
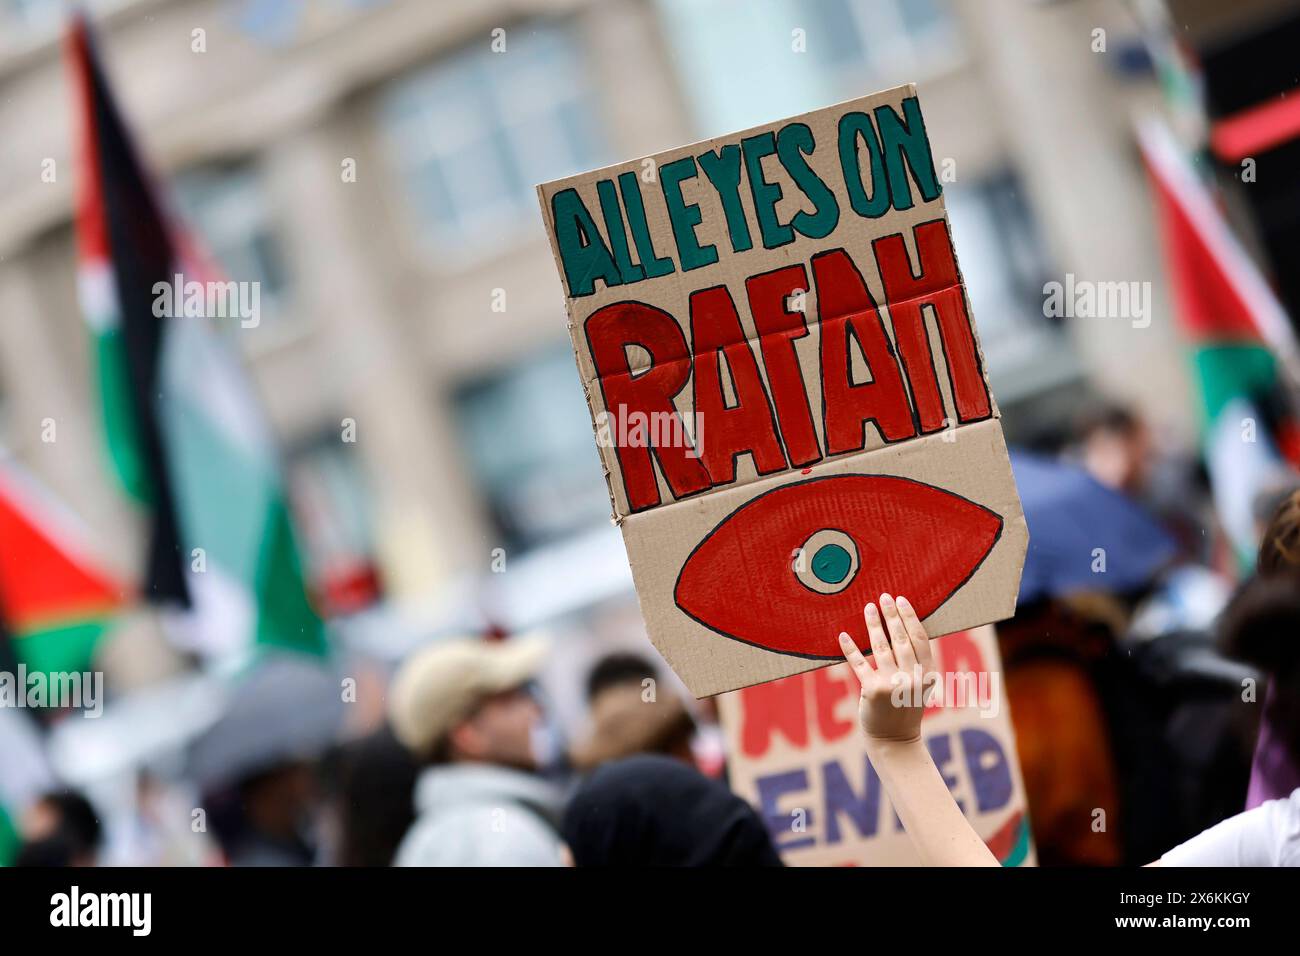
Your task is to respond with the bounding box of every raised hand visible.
[837,594,938,745]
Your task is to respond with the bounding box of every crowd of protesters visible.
[6,402,1300,868]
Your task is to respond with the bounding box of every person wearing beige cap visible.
[387,635,565,867]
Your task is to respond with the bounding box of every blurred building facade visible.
[0,0,1199,639]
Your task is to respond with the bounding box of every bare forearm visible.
[838,596,1001,867]
[867,737,1000,867]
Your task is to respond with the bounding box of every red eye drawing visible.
[673,475,1003,659]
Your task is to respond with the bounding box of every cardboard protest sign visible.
[717,625,1035,866]
[537,84,1027,697]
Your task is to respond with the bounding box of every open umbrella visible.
[1010,450,1178,603]
[187,653,344,792]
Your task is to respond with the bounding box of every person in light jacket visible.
[387,636,564,867]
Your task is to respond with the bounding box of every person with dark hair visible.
[331,727,418,867]
[204,762,321,867]
[569,651,697,771]
[1145,570,1300,865]
[1074,399,1216,565]
[1224,562,1300,810]
[14,790,103,867]
[562,754,782,866]
[1241,488,1300,809]
[584,651,659,703]
[1074,401,1150,496]
[1257,488,1300,576]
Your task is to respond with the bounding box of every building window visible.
[811,0,960,80]
[172,163,289,324]
[452,345,612,552]
[2,0,63,30]
[944,169,1072,400]
[235,0,392,47]
[656,0,963,135]
[3,0,122,45]
[380,22,609,256]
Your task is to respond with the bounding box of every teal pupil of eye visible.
[811,543,852,585]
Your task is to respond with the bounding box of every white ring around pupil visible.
[794,529,859,596]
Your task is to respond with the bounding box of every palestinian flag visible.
[1138,118,1300,569]
[67,17,326,659]
[0,454,126,676]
